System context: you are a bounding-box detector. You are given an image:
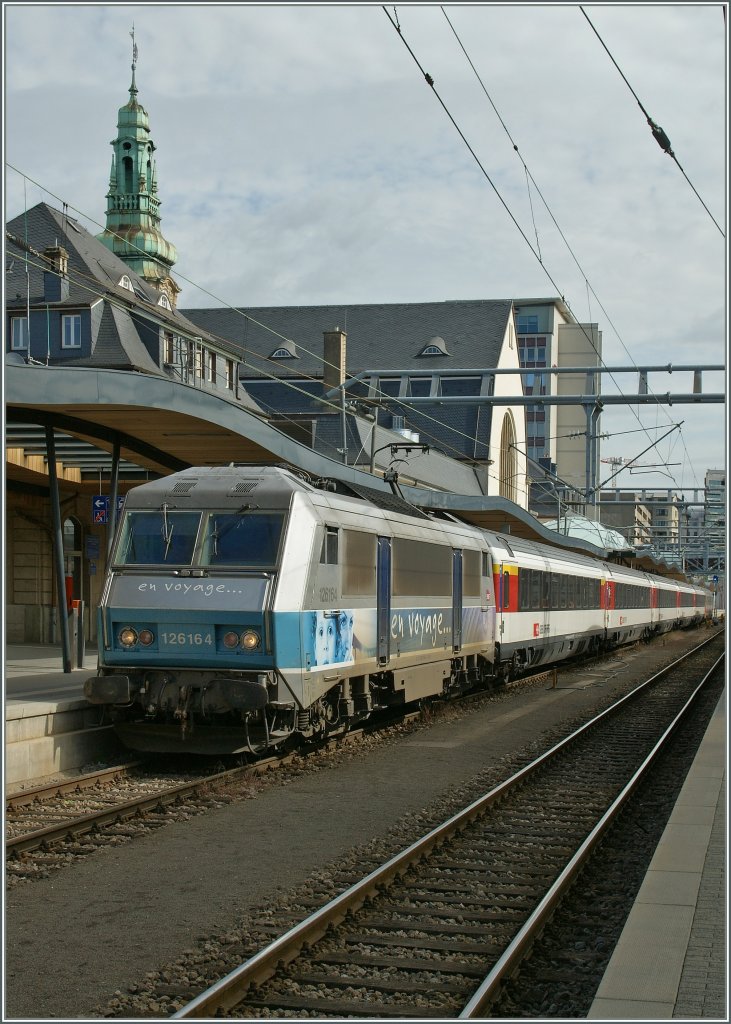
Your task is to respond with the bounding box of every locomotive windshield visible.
[113,507,285,568]
[200,511,284,567]
[115,510,201,565]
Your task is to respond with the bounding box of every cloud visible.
[4,2,726,491]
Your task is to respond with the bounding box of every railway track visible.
[5,710,424,884]
[3,633,713,889]
[171,632,724,1019]
[5,757,287,882]
[3,651,574,886]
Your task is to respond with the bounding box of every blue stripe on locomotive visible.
[275,604,489,672]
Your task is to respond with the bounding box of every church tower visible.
[97,31,180,308]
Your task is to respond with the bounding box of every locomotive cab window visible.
[200,512,284,567]
[321,526,339,565]
[115,510,201,565]
[463,549,482,597]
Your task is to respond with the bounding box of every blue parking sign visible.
[93,495,109,524]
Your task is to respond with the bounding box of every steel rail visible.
[173,630,722,1019]
[5,754,289,858]
[459,649,724,1017]
[3,678,544,850]
[6,762,143,810]
[5,717,413,858]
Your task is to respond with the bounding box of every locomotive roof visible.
[120,466,706,589]
[122,465,317,510]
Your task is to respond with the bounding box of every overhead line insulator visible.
[648,118,674,156]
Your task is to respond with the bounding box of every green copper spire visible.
[97,30,180,306]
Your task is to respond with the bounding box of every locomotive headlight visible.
[138,629,155,646]
[241,630,261,650]
[223,631,240,649]
[119,627,138,648]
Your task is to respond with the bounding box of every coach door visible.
[452,549,463,652]
[376,537,392,665]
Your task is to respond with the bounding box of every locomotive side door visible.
[452,549,463,653]
[376,536,391,665]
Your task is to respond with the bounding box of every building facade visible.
[598,491,654,548]
[513,298,602,504]
[182,300,530,506]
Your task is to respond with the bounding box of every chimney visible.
[323,327,347,389]
[43,245,70,302]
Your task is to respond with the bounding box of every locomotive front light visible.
[138,629,155,646]
[241,630,261,650]
[223,631,240,649]
[119,627,138,648]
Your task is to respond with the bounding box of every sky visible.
[3,1,728,499]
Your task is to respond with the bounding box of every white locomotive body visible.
[84,465,710,754]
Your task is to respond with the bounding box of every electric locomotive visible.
[85,465,496,753]
[84,464,710,754]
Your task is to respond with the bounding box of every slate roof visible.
[5,203,242,366]
[62,303,162,374]
[182,300,513,378]
[180,300,512,461]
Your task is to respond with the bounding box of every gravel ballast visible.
[4,630,716,1019]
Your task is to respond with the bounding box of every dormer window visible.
[270,340,298,359]
[418,336,449,357]
[158,292,171,310]
[119,275,134,293]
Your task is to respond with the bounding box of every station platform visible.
[4,646,727,1018]
[4,643,124,787]
[589,691,726,1019]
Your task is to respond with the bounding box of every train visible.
[84,464,713,754]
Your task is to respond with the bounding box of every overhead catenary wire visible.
[6,163,701,500]
[6,178,518,486]
[384,6,671,477]
[437,5,703,491]
[6,164,502,470]
[579,6,724,239]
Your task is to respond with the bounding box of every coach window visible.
[519,568,529,610]
[559,574,567,609]
[321,527,339,565]
[541,571,550,609]
[530,569,541,610]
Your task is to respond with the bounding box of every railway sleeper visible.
[315,951,491,977]
[284,971,472,995]
[352,916,514,939]
[340,932,498,954]
[242,994,450,1018]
